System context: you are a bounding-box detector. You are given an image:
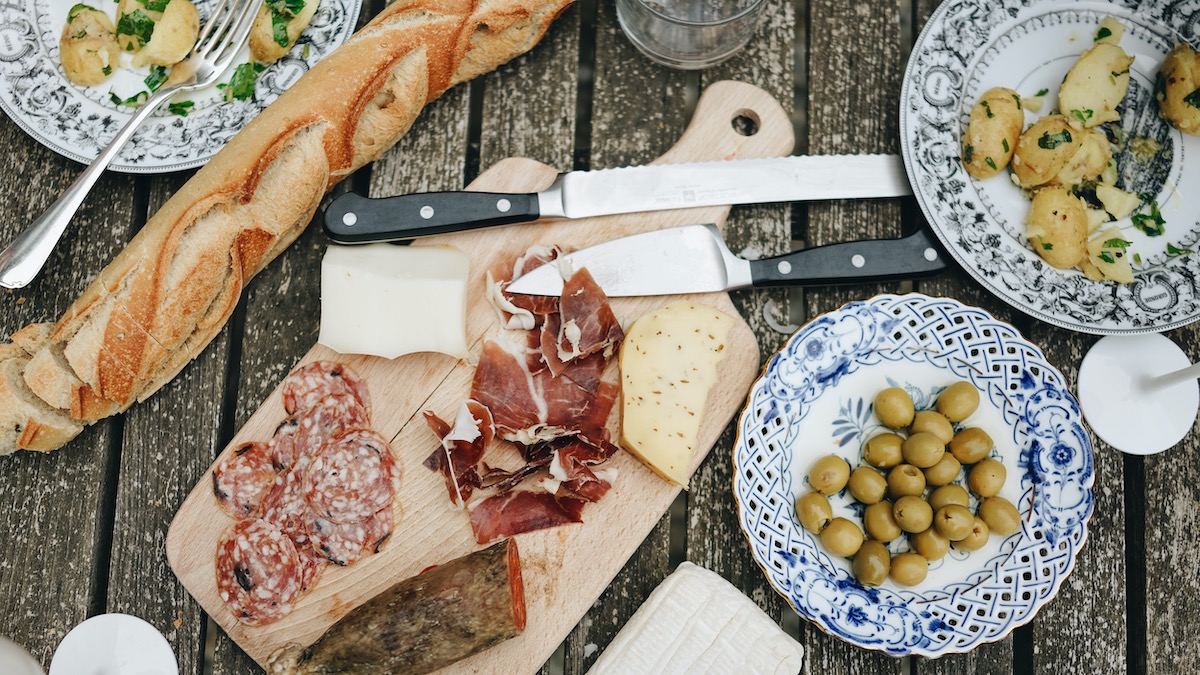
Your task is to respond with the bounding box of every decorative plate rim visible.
[899,0,1200,336]
[731,293,1096,658]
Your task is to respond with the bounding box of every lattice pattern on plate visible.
[733,294,1094,657]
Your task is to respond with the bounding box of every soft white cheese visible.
[586,562,804,675]
[319,244,470,360]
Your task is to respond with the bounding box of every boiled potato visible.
[962,87,1023,179]
[1096,183,1140,220]
[60,5,120,86]
[1156,43,1200,135]
[133,0,198,67]
[1054,128,1111,186]
[1025,186,1089,269]
[1086,225,1134,283]
[1059,42,1134,128]
[1012,115,1083,188]
[116,0,163,53]
[250,0,319,63]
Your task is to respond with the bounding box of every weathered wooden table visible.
[0,0,1188,672]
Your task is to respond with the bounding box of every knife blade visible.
[323,154,911,243]
[504,224,946,297]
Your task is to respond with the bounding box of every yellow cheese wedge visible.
[619,301,735,487]
[318,244,470,360]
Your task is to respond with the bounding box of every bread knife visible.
[323,154,910,243]
[504,224,947,296]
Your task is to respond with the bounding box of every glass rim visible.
[629,0,768,27]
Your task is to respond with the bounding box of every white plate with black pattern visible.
[901,0,1200,334]
[0,0,359,173]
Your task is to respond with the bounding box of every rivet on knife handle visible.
[748,228,947,287]
[323,191,541,243]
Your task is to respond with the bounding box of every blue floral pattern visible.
[734,294,1094,657]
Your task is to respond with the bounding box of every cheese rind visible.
[318,244,470,360]
[619,301,735,487]
[586,562,804,675]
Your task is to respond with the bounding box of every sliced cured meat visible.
[471,337,547,442]
[539,375,619,449]
[215,518,304,626]
[268,416,300,471]
[282,361,371,417]
[555,267,624,363]
[423,400,494,505]
[549,444,613,503]
[486,246,563,330]
[468,490,586,544]
[290,393,370,468]
[295,541,326,592]
[303,429,400,524]
[262,466,315,554]
[212,442,278,519]
[305,504,394,566]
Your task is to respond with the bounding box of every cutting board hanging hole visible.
[732,110,760,136]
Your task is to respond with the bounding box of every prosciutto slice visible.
[423,400,494,505]
[468,491,586,545]
[486,245,563,330]
[554,268,625,367]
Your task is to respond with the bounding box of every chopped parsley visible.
[67,3,96,21]
[302,43,310,58]
[1133,253,1143,265]
[108,90,149,106]
[1099,251,1116,264]
[1102,238,1132,249]
[143,0,170,11]
[1035,88,1049,97]
[1002,138,1009,153]
[116,9,155,47]
[1131,200,1166,237]
[963,143,974,164]
[981,101,994,118]
[1095,26,1112,41]
[266,0,305,47]
[1038,129,1072,149]
[101,65,112,76]
[1185,87,1200,110]
[220,62,265,101]
[1070,108,1093,126]
[1155,73,1167,101]
[168,100,194,116]
[1042,242,1053,250]
[1167,243,1193,256]
[985,157,997,171]
[1012,93,1022,109]
[144,65,168,92]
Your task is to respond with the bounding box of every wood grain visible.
[168,81,792,671]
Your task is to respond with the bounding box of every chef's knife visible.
[324,154,910,243]
[504,224,946,297]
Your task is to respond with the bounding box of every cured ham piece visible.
[554,268,625,367]
[486,245,563,330]
[423,400,494,505]
[469,490,586,544]
[471,337,556,444]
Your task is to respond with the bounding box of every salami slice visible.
[282,361,371,417]
[268,416,301,471]
[302,429,400,524]
[295,541,326,592]
[212,442,278,519]
[215,519,304,626]
[291,394,370,468]
[262,467,316,552]
[305,504,394,566]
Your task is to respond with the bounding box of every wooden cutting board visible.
[166,80,794,671]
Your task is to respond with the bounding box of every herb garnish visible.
[1070,108,1093,126]
[1002,138,1009,153]
[1185,88,1200,110]
[1038,129,1072,149]
[67,3,95,21]
[108,90,149,106]
[221,62,265,101]
[143,0,170,11]
[1099,251,1116,264]
[266,0,305,47]
[1012,93,1021,109]
[1042,242,1053,250]
[168,100,194,116]
[981,101,994,118]
[963,144,974,164]
[1035,88,1049,97]
[1131,201,1166,237]
[1133,253,1143,265]
[985,157,997,171]
[1095,26,1112,41]
[1102,238,1132,249]
[144,65,168,92]
[1167,243,1193,256]
[102,65,112,76]
[116,9,155,47]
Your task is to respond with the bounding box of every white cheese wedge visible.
[586,562,804,675]
[620,301,735,487]
[318,244,469,360]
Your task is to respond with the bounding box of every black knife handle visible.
[323,191,541,243]
[749,228,947,287]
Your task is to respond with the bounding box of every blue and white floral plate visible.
[733,294,1094,658]
[901,0,1200,334]
[0,0,359,172]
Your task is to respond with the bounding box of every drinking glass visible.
[615,0,768,70]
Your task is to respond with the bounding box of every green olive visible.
[890,552,928,586]
[848,467,888,505]
[853,540,891,587]
[954,516,991,551]
[893,495,933,533]
[911,410,954,445]
[933,504,975,541]
[924,454,962,486]
[979,497,1021,536]
[909,526,950,560]
[937,381,981,423]
[875,387,915,429]
[864,501,903,542]
[795,492,833,534]
[950,427,993,464]
[902,432,946,469]
[863,433,904,468]
[968,458,1007,498]
[929,484,970,512]
[820,517,864,557]
[887,464,927,498]
[808,454,851,495]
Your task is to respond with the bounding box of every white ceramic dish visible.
[733,294,1094,657]
[0,0,360,173]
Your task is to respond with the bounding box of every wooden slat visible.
[1023,330,1127,674]
[803,0,905,669]
[0,114,139,666]
[105,176,217,675]
[1143,326,1199,671]
[557,3,688,672]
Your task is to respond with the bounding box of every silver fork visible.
[0,0,264,289]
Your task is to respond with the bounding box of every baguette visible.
[0,0,574,454]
